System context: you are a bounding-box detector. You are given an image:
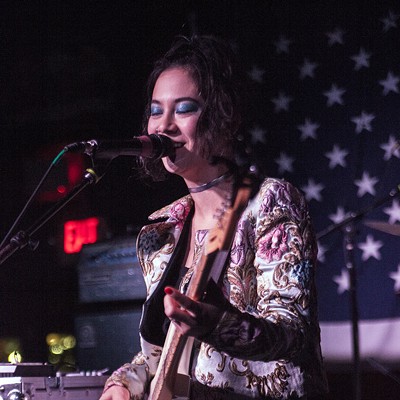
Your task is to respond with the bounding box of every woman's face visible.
[147,67,212,182]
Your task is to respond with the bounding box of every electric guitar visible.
[148,169,258,400]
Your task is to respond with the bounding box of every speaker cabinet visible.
[75,237,145,373]
[75,308,142,372]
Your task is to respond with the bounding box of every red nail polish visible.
[164,287,173,295]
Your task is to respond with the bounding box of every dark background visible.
[0,1,399,399]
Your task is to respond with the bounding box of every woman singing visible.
[100,35,328,400]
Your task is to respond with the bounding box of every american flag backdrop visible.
[233,2,400,363]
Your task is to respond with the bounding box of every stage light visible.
[61,335,76,350]
[8,351,22,363]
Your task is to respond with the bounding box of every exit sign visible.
[64,217,100,253]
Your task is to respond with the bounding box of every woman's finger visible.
[164,286,202,318]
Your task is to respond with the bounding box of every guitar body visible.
[148,324,188,400]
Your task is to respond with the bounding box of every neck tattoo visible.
[188,170,233,193]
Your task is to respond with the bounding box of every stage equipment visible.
[317,184,400,400]
[0,363,107,400]
[364,220,400,236]
[75,236,146,372]
[65,134,181,160]
[77,236,145,303]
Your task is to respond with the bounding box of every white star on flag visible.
[389,265,400,293]
[354,171,379,197]
[329,206,349,224]
[275,152,295,174]
[351,111,375,134]
[274,35,291,54]
[358,234,383,261]
[323,83,346,107]
[379,71,400,96]
[297,118,319,140]
[383,199,400,224]
[325,144,349,168]
[380,10,399,32]
[248,65,265,83]
[301,178,324,202]
[380,135,400,160]
[271,92,293,112]
[326,27,345,46]
[317,241,327,263]
[351,47,371,70]
[249,126,267,144]
[333,269,350,294]
[299,58,318,79]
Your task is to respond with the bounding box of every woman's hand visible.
[99,385,130,400]
[163,285,225,337]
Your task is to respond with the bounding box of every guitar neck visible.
[149,323,188,400]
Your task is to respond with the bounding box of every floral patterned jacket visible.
[104,177,328,399]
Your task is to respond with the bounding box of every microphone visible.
[64,135,179,160]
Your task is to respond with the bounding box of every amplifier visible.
[75,308,142,372]
[76,237,146,372]
[0,374,107,400]
[78,236,146,303]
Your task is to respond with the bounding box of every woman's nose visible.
[156,114,178,135]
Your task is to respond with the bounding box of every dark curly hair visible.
[141,35,244,181]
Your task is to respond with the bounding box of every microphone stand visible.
[317,184,400,400]
[0,168,100,266]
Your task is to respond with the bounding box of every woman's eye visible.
[176,102,199,114]
[150,105,163,116]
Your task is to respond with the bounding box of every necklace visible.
[188,170,233,193]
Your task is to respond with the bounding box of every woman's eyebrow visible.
[151,97,201,104]
[174,97,200,103]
